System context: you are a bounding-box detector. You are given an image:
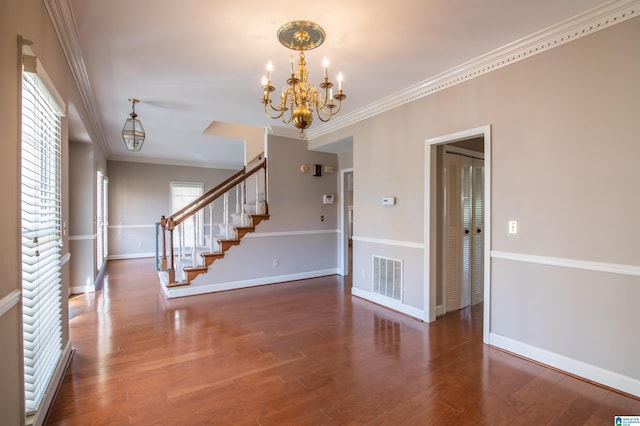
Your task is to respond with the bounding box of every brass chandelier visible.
[261,21,346,137]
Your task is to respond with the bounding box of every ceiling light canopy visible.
[122,98,145,152]
[261,21,346,138]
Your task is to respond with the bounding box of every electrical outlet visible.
[508,220,518,234]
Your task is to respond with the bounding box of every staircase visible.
[157,159,269,287]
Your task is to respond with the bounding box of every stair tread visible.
[161,207,270,287]
[166,281,190,288]
[183,266,208,272]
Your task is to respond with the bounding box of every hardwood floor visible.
[47,258,639,425]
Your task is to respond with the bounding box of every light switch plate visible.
[508,220,518,234]
[382,196,396,206]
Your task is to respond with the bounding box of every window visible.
[170,182,204,248]
[21,56,64,415]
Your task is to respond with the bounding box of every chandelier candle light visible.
[122,98,145,152]
[261,21,346,137]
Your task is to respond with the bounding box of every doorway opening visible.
[339,169,354,278]
[425,126,491,343]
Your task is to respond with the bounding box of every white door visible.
[444,152,484,312]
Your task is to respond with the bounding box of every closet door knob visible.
[464,229,470,235]
[477,228,482,234]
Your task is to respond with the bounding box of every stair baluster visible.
[158,158,269,286]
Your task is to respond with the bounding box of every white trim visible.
[68,234,96,241]
[21,48,66,116]
[246,229,337,238]
[107,252,155,260]
[351,287,424,320]
[338,168,354,276]
[307,0,640,140]
[162,269,338,298]
[352,235,424,249]
[108,224,156,229]
[27,341,73,426]
[0,290,21,317]
[491,251,640,277]
[69,284,95,294]
[426,125,492,341]
[44,0,109,156]
[490,333,640,398]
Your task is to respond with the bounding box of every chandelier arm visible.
[316,98,344,121]
[263,101,286,120]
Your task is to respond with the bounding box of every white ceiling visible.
[62,0,609,169]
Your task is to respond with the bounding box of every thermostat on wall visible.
[382,196,396,206]
[323,194,335,204]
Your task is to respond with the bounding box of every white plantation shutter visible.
[97,170,105,269]
[21,64,63,414]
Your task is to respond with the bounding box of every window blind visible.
[21,68,63,414]
[97,170,104,270]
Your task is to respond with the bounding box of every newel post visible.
[168,217,176,283]
[160,215,168,270]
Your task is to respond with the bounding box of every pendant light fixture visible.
[122,98,145,152]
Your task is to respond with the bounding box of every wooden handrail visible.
[158,158,267,281]
[170,167,246,222]
[170,158,267,227]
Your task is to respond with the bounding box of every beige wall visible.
[311,17,640,393]
[0,0,96,422]
[107,161,237,258]
[69,142,98,293]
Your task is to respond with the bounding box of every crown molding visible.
[44,0,110,156]
[307,0,639,140]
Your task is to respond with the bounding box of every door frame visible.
[424,125,491,344]
[338,168,353,276]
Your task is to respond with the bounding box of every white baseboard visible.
[107,252,155,260]
[490,333,640,398]
[351,287,425,320]
[69,284,95,294]
[162,269,339,298]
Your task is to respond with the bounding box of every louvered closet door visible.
[444,153,483,312]
[471,159,485,305]
[460,161,473,308]
[444,154,462,312]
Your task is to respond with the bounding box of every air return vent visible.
[372,256,403,301]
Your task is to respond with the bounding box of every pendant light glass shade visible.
[122,98,145,152]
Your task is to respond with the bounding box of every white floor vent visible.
[372,256,403,301]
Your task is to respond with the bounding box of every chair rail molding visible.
[0,290,21,318]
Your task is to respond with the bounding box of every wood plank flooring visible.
[47,258,639,425]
